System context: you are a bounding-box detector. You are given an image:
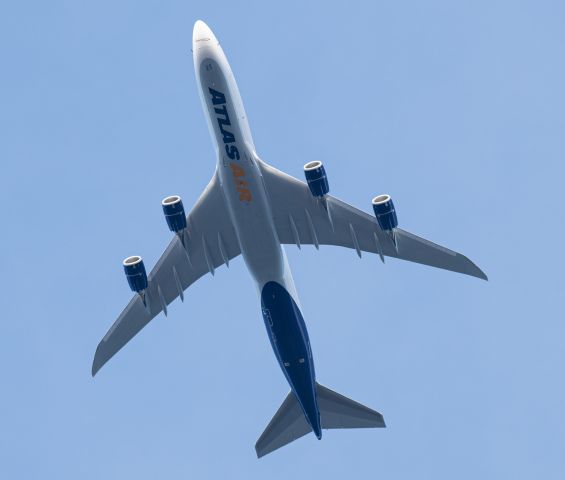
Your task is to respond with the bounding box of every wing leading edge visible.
[92,174,241,376]
[259,162,487,280]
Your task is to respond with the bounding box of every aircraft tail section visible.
[317,383,386,429]
[255,383,385,458]
[255,389,312,458]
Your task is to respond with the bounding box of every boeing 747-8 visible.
[92,20,487,458]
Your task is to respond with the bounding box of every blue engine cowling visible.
[162,195,187,233]
[123,256,148,293]
[372,194,398,231]
[303,161,329,197]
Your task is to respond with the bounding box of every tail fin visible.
[255,383,385,458]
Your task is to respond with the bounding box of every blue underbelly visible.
[260,281,321,436]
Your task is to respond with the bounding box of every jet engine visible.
[123,255,148,293]
[303,161,329,197]
[372,194,398,231]
[162,195,187,233]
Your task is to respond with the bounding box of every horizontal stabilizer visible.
[317,383,386,429]
[255,390,311,458]
[255,383,385,458]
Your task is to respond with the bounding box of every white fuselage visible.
[192,21,299,302]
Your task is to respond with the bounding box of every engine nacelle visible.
[123,255,148,293]
[162,195,187,233]
[372,194,398,231]
[303,161,329,197]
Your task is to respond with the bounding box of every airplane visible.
[92,20,487,458]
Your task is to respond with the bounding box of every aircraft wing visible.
[92,173,241,376]
[259,162,487,280]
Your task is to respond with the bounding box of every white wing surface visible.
[259,163,487,280]
[92,174,240,376]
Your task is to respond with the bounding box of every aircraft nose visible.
[193,20,216,45]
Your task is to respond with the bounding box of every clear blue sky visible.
[1,1,564,478]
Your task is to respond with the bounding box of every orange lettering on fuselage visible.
[229,162,252,202]
[230,162,245,177]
